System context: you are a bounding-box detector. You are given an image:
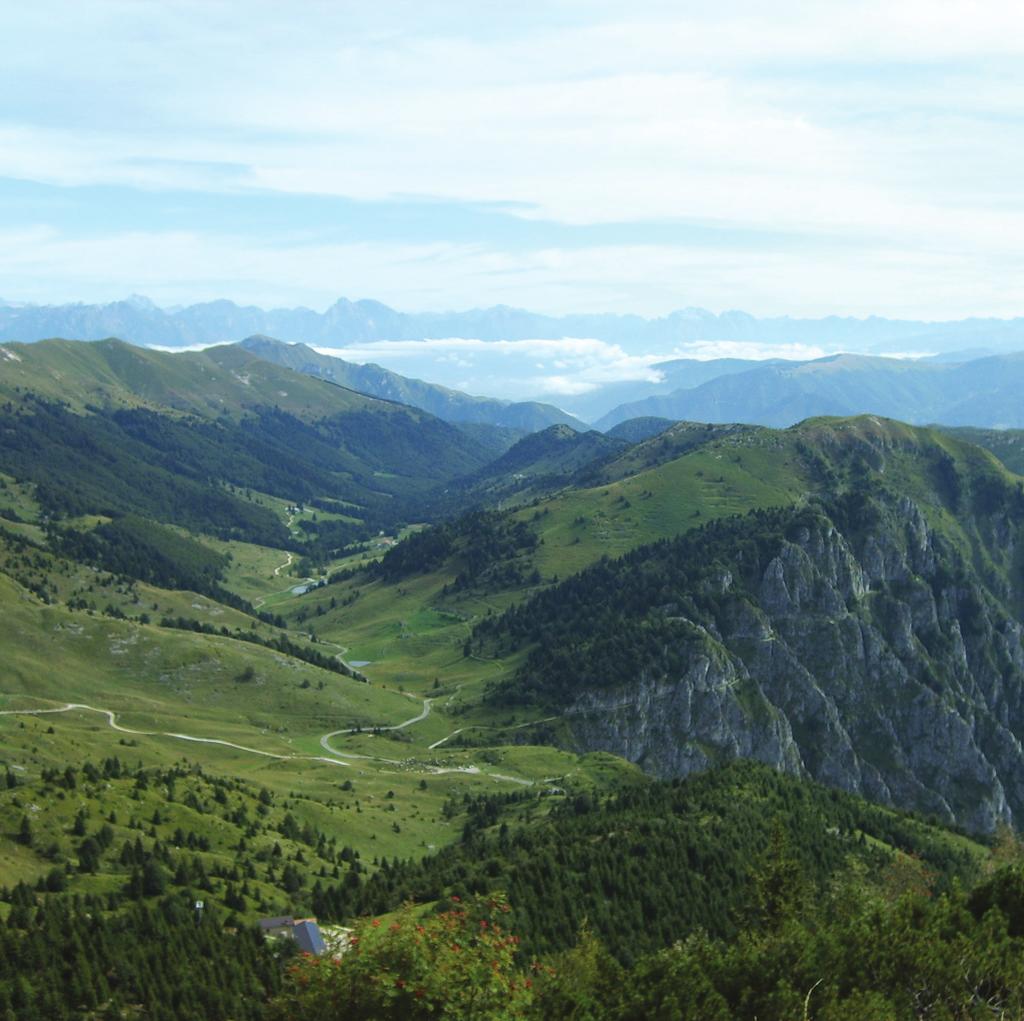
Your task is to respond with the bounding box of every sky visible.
[2,1,1024,320]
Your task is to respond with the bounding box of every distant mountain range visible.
[4,294,1024,355]
[11,297,1024,431]
[596,352,1024,430]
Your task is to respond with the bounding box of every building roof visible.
[258,916,295,930]
[293,920,326,956]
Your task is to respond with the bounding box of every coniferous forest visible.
[9,765,1024,1019]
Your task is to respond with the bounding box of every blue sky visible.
[2,0,1023,318]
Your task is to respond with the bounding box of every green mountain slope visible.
[448,420,529,458]
[604,416,675,442]
[485,425,625,477]
[297,421,819,704]
[0,337,375,418]
[0,338,494,541]
[939,425,1024,475]
[471,417,1024,831]
[438,424,629,511]
[6,334,1024,1018]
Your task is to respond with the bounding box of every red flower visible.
[371,918,381,928]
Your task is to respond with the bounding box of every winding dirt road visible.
[0,702,350,767]
[0,696,437,769]
[0,693,536,785]
[320,696,433,756]
[428,715,560,750]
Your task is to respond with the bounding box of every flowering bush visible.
[267,893,534,1020]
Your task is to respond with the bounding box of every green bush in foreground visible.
[267,894,533,1021]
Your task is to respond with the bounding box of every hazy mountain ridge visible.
[598,352,1024,429]
[556,357,786,421]
[6,296,1024,354]
[10,300,1024,428]
[237,335,586,432]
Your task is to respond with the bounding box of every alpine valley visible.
[7,334,1024,1019]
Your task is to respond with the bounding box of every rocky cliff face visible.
[562,495,1024,832]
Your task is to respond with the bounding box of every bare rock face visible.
[560,500,1024,833]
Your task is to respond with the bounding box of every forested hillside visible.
[325,761,982,961]
[8,753,1022,1021]
[0,339,497,545]
[0,898,278,1020]
[435,424,629,511]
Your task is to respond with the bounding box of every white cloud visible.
[318,336,665,379]
[536,376,608,397]
[146,342,231,354]
[4,4,1024,240]
[668,341,829,361]
[312,336,668,398]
